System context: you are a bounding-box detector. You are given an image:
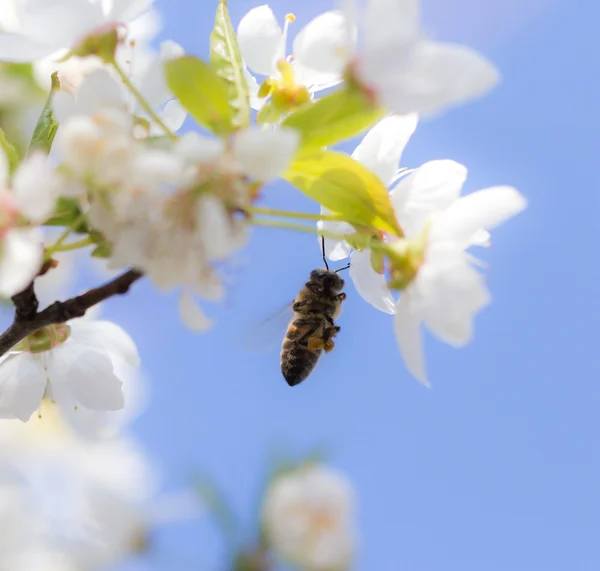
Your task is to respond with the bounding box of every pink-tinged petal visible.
[350,249,395,314]
[0,228,43,298]
[178,291,212,332]
[0,353,46,421]
[12,152,60,222]
[69,320,140,368]
[375,40,500,117]
[393,294,428,386]
[0,33,55,62]
[391,160,467,238]
[292,11,350,84]
[232,127,299,181]
[48,345,124,411]
[352,114,418,187]
[237,5,282,76]
[432,186,527,248]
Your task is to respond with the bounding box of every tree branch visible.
[0,269,143,358]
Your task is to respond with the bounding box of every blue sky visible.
[104,0,600,569]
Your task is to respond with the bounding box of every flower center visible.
[16,324,71,354]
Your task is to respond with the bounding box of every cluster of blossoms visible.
[0,0,528,568]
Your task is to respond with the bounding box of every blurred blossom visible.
[262,465,356,571]
[0,408,202,570]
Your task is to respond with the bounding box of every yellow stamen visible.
[285,13,296,23]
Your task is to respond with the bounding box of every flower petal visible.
[0,228,43,298]
[394,294,428,385]
[107,0,152,22]
[76,69,127,116]
[12,152,60,222]
[352,114,418,186]
[232,126,299,181]
[157,99,186,133]
[51,90,75,123]
[69,320,140,368]
[391,160,467,238]
[0,353,46,421]
[365,0,420,55]
[244,67,266,111]
[0,32,54,62]
[432,186,527,248]
[175,132,224,164]
[349,249,395,314]
[48,345,125,411]
[139,40,184,108]
[292,11,349,84]
[237,5,282,76]
[178,292,212,332]
[375,40,500,117]
[318,211,353,262]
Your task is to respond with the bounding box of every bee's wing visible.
[240,300,295,353]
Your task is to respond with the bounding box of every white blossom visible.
[0,0,154,64]
[0,318,139,422]
[300,0,499,116]
[262,465,356,571]
[0,148,62,298]
[237,5,348,109]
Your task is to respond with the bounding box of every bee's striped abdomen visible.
[280,337,322,387]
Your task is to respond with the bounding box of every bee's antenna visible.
[335,264,350,273]
[321,236,329,271]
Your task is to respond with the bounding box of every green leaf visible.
[282,88,384,150]
[44,197,88,233]
[0,128,19,175]
[28,72,60,155]
[284,150,402,236]
[165,56,234,136]
[210,0,250,130]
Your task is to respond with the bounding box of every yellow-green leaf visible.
[165,56,234,136]
[210,0,250,130]
[284,150,401,236]
[0,128,19,174]
[282,88,384,151]
[28,72,60,155]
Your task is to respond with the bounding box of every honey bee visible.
[281,239,349,387]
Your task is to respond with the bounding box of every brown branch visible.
[0,269,143,358]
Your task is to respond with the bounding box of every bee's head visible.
[309,268,345,292]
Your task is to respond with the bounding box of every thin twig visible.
[0,269,143,358]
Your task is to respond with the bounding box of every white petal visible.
[178,292,212,332]
[365,0,420,55]
[394,294,428,385]
[391,160,467,238]
[49,345,124,411]
[375,41,500,117]
[318,211,353,262]
[76,69,126,116]
[175,132,224,164]
[0,33,55,62]
[349,249,395,314]
[0,228,43,297]
[232,127,299,181]
[196,194,234,260]
[244,67,265,111]
[108,0,152,22]
[51,90,75,123]
[292,11,349,84]
[433,186,527,248]
[351,114,418,186]
[69,320,140,368]
[0,148,9,187]
[420,255,491,347]
[158,99,186,133]
[237,5,282,76]
[160,39,185,60]
[0,353,46,421]
[12,152,60,221]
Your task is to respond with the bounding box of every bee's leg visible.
[337,292,347,301]
[307,337,326,350]
[292,300,307,311]
[305,281,322,294]
[324,339,335,352]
